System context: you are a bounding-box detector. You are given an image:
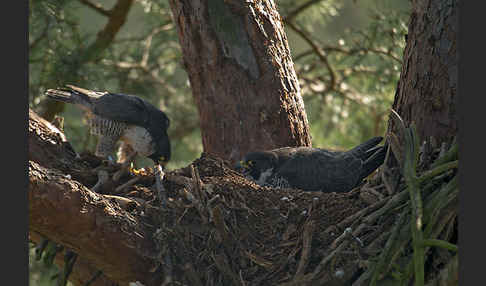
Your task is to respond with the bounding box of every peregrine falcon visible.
[235,136,387,193]
[45,85,171,166]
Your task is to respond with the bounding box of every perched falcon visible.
[235,136,387,193]
[45,85,171,166]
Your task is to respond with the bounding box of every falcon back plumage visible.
[45,85,171,164]
[236,136,387,193]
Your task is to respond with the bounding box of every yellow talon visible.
[129,163,146,176]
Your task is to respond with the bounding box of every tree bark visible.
[29,109,162,285]
[387,0,458,146]
[29,159,161,285]
[168,0,312,163]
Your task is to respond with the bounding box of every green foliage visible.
[284,0,409,149]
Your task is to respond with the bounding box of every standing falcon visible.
[45,85,171,166]
[235,136,387,193]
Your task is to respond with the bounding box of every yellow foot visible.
[129,162,147,176]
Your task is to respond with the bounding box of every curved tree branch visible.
[78,0,112,17]
[283,0,325,23]
[29,160,159,284]
[284,20,337,92]
[29,109,162,285]
[80,0,134,63]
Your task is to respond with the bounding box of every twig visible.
[284,21,337,91]
[332,196,389,231]
[78,0,111,16]
[369,212,410,286]
[310,239,350,280]
[330,227,363,250]
[182,262,203,286]
[421,239,457,252]
[190,164,206,204]
[430,140,458,169]
[154,164,167,208]
[113,176,142,194]
[381,142,395,195]
[418,160,458,184]
[103,194,140,211]
[283,0,325,22]
[83,270,102,286]
[293,220,315,279]
[212,253,243,286]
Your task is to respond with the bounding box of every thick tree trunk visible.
[387,0,458,146]
[168,0,312,163]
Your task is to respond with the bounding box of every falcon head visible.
[147,111,171,167]
[235,151,278,185]
[148,134,171,167]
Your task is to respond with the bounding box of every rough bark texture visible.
[29,109,162,285]
[168,0,312,163]
[387,0,458,146]
[29,160,161,285]
[29,109,98,187]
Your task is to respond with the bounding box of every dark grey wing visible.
[91,93,151,127]
[274,147,362,192]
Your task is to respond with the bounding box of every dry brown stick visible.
[293,220,315,279]
[182,262,204,286]
[190,164,206,203]
[310,240,351,280]
[166,173,193,186]
[212,253,243,286]
[78,0,112,16]
[155,165,168,207]
[363,189,409,225]
[325,197,389,234]
[171,169,209,224]
[103,194,140,211]
[114,176,142,194]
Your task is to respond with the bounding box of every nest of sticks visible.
[35,109,458,286]
[75,126,457,285]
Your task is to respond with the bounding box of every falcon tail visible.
[45,86,93,108]
[359,144,387,181]
[348,136,383,155]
